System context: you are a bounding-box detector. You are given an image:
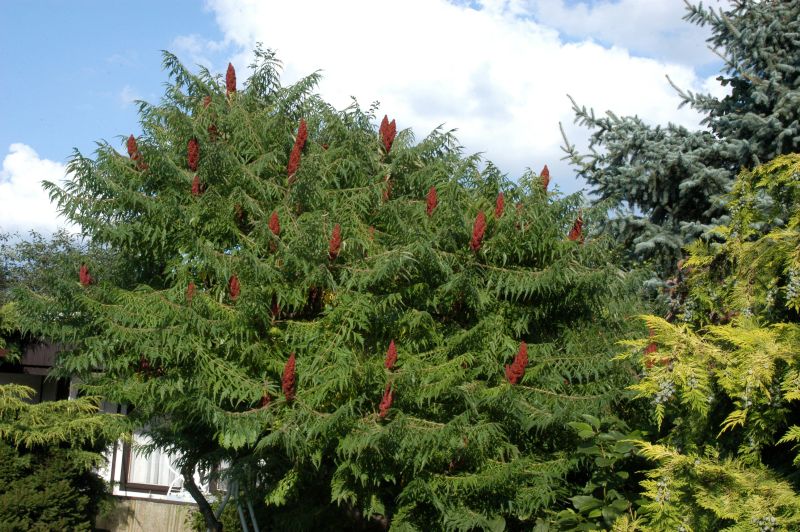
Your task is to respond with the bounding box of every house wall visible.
[0,372,58,402]
[96,497,195,532]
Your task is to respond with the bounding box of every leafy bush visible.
[621,155,800,530]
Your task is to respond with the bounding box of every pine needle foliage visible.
[563,0,800,280]
[16,48,646,530]
[619,155,800,530]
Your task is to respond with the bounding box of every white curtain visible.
[128,434,180,487]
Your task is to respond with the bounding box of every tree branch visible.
[181,461,223,532]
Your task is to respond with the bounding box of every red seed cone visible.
[379,115,389,137]
[505,341,528,384]
[282,353,296,402]
[287,119,308,180]
[202,95,212,108]
[426,186,438,217]
[470,211,487,252]
[269,211,281,237]
[494,192,505,219]
[384,340,397,370]
[568,214,584,243]
[226,63,236,95]
[387,120,397,151]
[379,384,393,419]
[187,138,199,171]
[79,264,92,287]
[379,115,397,153]
[228,274,240,301]
[540,165,550,191]
[329,223,342,261]
[127,134,138,159]
[186,281,196,303]
[208,123,218,141]
[0,348,8,359]
[191,175,202,196]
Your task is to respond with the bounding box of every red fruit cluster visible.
[202,95,212,108]
[329,224,342,261]
[0,348,8,359]
[379,115,397,153]
[384,340,397,370]
[541,165,550,191]
[504,341,528,384]
[191,175,203,196]
[287,119,308,180]
[568,214,584,243]
[269,211,281,237]
[127,135,139,159]
[79,264,93,287]
[127,135,147,169]
[379,384,393,418]
[470,212,487,252]
[229,274,240,301]
[494,192,505,220]
[426,186,438,217]
[187,138,199,171]
[282,353,296,402]
[208,124,218,141]
[186,281,196,303]
[226,63,236,95]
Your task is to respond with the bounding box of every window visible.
[119,433,183,495]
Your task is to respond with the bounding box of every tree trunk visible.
[182,462,223,532]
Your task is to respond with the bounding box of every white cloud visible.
[201,0,725,193]
[0,144,76,235]
[119,85,141,107]
[172,34,230,72]
[524,0,731,69]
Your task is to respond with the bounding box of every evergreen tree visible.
[563,0,800,281]
[621,155,800,530]
[0,384,123,532]
[16,48,646,530]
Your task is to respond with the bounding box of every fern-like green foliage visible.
[15,48,646,530]
[620,154,800,530]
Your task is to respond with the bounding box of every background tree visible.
[0,232,127,531]
[0,384,124,532]
[563,0,800,282]
[620,155,800,530]
[15,48,648,530]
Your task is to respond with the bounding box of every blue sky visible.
[0,0,229,163]
[1,0,728,234]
